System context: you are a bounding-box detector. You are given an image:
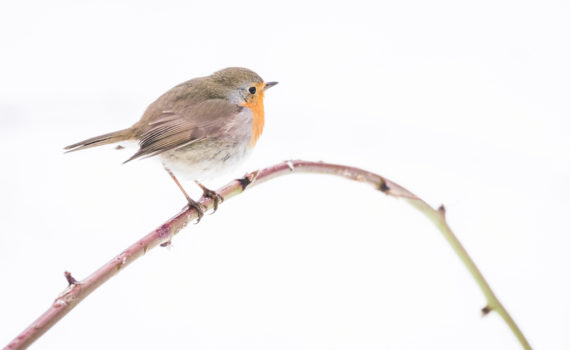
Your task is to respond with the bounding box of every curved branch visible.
[4,160,531,350]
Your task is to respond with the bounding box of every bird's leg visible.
[194,181,224,213]
[164,167,205,223]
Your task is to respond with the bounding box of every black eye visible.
[248,86,256,94]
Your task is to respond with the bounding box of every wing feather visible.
[124,99,240,163]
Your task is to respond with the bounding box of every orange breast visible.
[241,87,265,147]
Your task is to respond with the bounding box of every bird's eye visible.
[248,86,256,94]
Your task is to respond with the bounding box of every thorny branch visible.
[4,160,531,350]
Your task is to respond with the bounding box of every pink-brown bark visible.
[3,160,530,350]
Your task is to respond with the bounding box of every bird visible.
[65,67,277,221]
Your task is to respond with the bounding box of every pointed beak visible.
[264,81,278,90]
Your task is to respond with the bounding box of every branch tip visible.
[64,271,77,285]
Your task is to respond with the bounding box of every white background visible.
[1,1,568,349]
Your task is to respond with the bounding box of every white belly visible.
[159,108,254,181]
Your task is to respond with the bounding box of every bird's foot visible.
[185,197,206,224]
[164,167,206,223]
[195,181,224,213]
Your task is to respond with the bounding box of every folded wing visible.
[124,99,241,163]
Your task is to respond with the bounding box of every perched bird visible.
[65,67,277,221]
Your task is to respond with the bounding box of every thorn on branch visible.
[481,305,492,316]
[115,145,125,150]
[438,204,446,215]
[237,177,251,191]
[160,240,172,248]
[237,170,260,191]
[64,271,77,286]
[378,180,390,193]
[115,255,129,271]
[286,160,294,171]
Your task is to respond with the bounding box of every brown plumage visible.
[65,67,277,221]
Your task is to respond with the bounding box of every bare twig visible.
[4,160,531,349]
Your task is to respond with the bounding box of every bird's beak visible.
[264,81,278,90]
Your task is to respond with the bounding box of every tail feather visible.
[64,128,133,153]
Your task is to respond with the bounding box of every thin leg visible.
[164,167,205,223]
[195,181,225,213]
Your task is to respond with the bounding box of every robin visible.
[65,67,278,221]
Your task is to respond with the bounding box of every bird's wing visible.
[124,99,241,163]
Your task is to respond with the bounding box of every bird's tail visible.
[64,128,133,153]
